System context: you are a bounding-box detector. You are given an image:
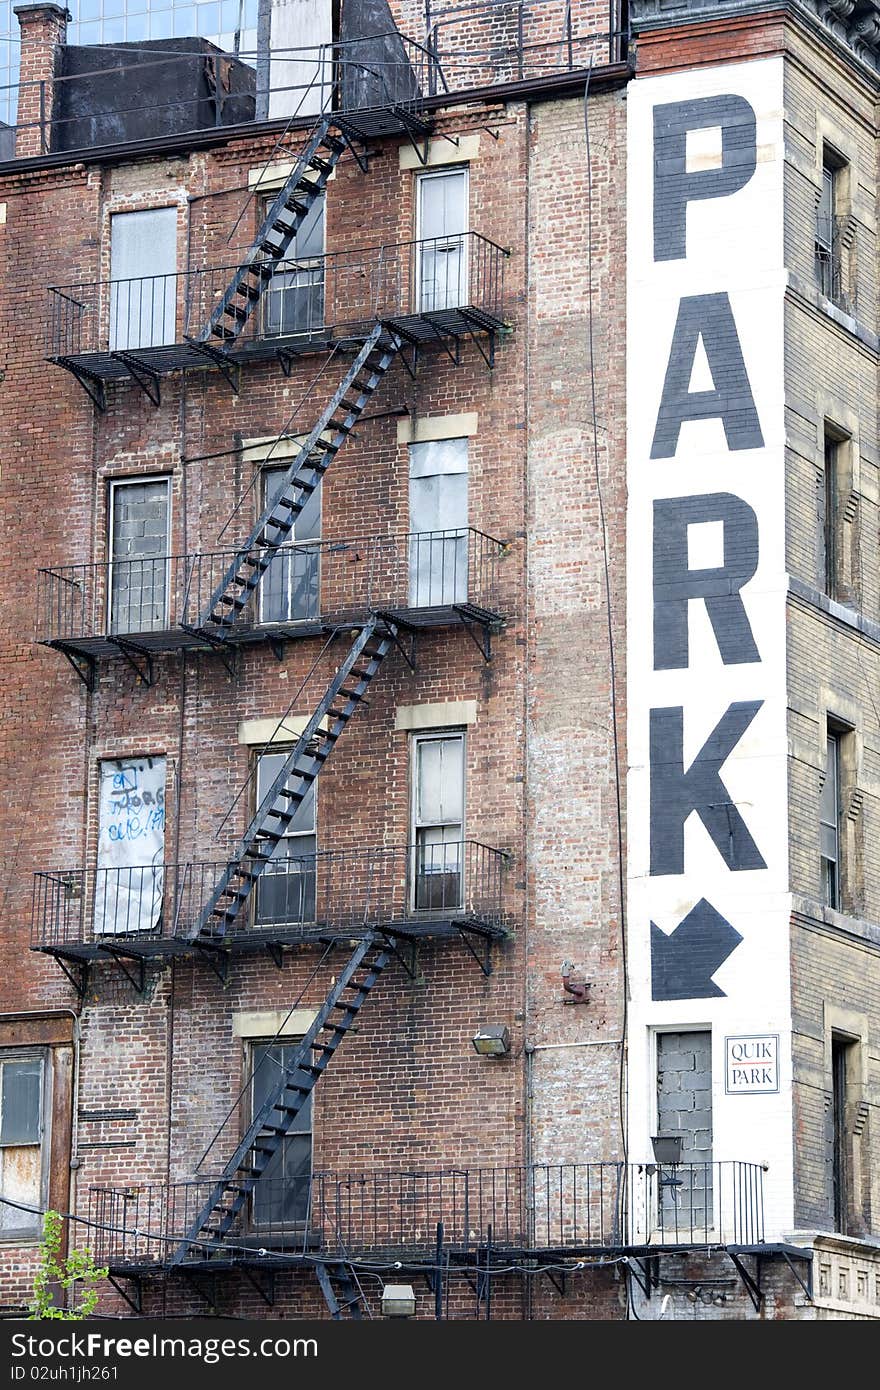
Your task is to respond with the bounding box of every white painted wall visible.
[626,58,793,1238]
[268,0,333,119]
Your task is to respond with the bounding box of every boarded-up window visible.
[417,168,468,311]
[412,732,464,911]
[0,1053,46,1237]
[109,207,177,351]
[94,757,166,936]
[408,438,468,606]
[109,478,171,635]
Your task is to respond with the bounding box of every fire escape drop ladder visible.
[195,322,401,636]
[168,934,393,1268]
[189,615,398,943]
[193,114,352,350]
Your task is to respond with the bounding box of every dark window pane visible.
[251,1042,312,1228]
[0,1059,42,1145]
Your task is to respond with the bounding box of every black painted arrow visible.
[651,898,743,1001]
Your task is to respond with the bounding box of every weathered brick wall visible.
[524,88,627,1179]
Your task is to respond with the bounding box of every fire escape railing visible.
[32,840,508,952]
[35,528,505,649]
[85,1161,765,1269]
[46,233,508,362]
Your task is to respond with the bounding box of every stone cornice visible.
[630,0,880,77]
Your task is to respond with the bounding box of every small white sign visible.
[725,1035,779,1094]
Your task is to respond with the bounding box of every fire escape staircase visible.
[169,934,392,1268]
[189,616,398,944]
[315,1261,369,1319]
[194,115,350,353]
[194,322,400,640]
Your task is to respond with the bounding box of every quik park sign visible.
[626,59,794,1232]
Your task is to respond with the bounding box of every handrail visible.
[32,841,511,950]
[84,1160,767,1267]
[35,528,507,647]
[46,232,511,299]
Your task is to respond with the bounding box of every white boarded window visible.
[417,167,468,311]
[0,1052,46,1237]
[94,757,166,936]
[412,732,464,911]
[408,438,468,606]
[109,207,177,351]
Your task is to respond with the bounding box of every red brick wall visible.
[0,105,533,1313]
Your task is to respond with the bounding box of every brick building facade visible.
[0,0,877,1322]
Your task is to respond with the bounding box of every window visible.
[819,429,839,598]
[815,151,846,306]
[656,1031,713,1235]
[109,207,177,350]
[108,477,171,635]
[820,731,841,909]
[258,466,321,624]
[831,1034,854,1233]
[412,732,464,911]
[262,194,325,338]
[416,168,468,312]
[249,1040,312,1228]
[0,1053,47,1238]
[253,751,316,926]
[408,438,468,607]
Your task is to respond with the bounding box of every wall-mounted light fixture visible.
[650,1134,683,1165]
[381,1283,417,1318]
[471,1025,511,1057]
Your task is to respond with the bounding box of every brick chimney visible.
[13,4,69,157]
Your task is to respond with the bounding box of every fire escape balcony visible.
[31,840,510,983]
[85,1160,772,1276]
[35,527,506,684]
[46,232,509,405]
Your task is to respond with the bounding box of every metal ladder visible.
[169,935,392,1266]
[199,323,400,634]
[197,115,348,346]
[190,616,397,942]
[315,1260,371,1319]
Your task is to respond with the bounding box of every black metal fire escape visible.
[195,115,349,351]
[194,322,400,638]
[189,616,398,943]
[169,934,392,1268]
